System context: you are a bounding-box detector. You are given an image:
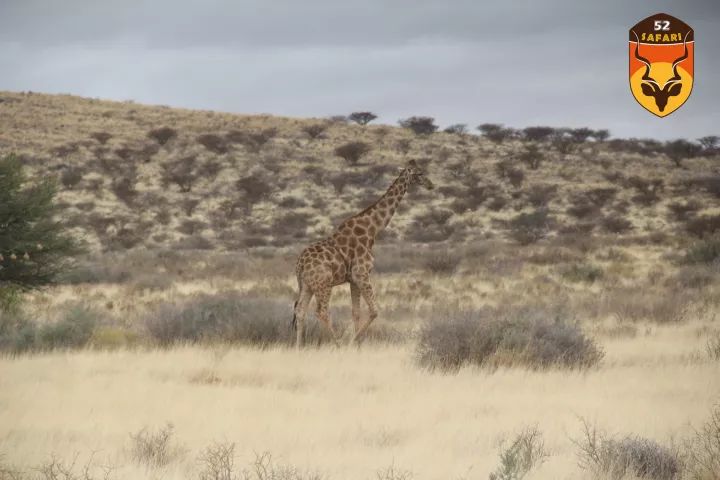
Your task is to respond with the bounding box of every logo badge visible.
[629,13,694,117]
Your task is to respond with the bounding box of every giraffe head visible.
[405,159,434,190]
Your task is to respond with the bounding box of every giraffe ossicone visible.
[292,159,434,348]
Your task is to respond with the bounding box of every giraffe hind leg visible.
[294,287,313,349]
[315,286,340,346]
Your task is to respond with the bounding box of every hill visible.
[1,90,718,254]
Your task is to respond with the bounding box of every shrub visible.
[592,129,611,142]
[443,123,468,135]
[601,215,633,234]
[148,127,178,145]
[237,174,273,205]
[130,423,186,468]
[507,209,553,245]
[684,236,720,265]
[90,131,113,145]
[197,134,229,154]
[398,116,438,135]
[0,154,80,295]
[522,126,555,142]
[423,252,462,275]
[198,441,237,480]
[226,128,277,152]
[550,129,577,154]
[143,293,308,347]
[416,307,604,372]
[685,215,720,238]
[707,334,720,361]
[697,135,719,152]
[525,184,557,208]
[516,144,544,170]
[37,304,99,350]
[60,167,84,189]
[684,404,720,480]
[348,111,377,125]
[687,175,720,199]
[111,175,138,206]
[334,141,372,165]
[665,138,701,167]
[560,263,604,283]
[162,156,199,193]
[574,420,680,480]
[489,427,548,480]
[478,123,517,144]
[302,123,328,140]
[0,310,37,353]
[570,127,594,143]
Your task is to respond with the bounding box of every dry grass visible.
[1,92,720,479]
[0,329,718,479]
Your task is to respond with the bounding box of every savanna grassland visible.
[1,91,719,480]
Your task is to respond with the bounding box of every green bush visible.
[490,427,548,480]
[416,307,604,372]
[0,153,80,297]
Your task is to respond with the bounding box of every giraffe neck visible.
[359,170,411,236]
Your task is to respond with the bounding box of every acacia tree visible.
[0,154,79,302]
[348,112,378,126]
[399,116,438,135]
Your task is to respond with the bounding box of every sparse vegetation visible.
[489,427,548,480]
[398,116,438,135]
[334,141,371,165]
[574,419,680,480]
[348,111,377,125]
[416,307,604,372]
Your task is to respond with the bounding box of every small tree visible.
[398,116,438,135]
[570,127,594,143]
[592,129,611,142]
[302,123,328,140]
[697,135,719,154]
[478,123,516,144]
[443,124,468,135]
[665,139,701,168]
[348,112,378,125]
[0,154,79,305]
[148,127,177,146]
[522,126,555,142]
[334,141,371,165]
[517,144,544,170]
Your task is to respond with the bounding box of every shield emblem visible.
[629,13,694,117]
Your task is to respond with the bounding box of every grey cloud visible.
[0,0,718,139]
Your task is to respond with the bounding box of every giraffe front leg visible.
[352,277,378,345]
[350,282,362,339]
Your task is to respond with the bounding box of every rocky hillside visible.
[0,91,718,253]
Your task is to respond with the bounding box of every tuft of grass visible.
[198,441,238,480]
[129,423,186,468]
[684,404,720,480]
[37,304,99,350]
[376,462,413,480]
[245,452,322,480]
[684,236,720,265]
[423,252,462,275]
[574,419,680,480]
[560,263,604,283]
[416,307,604,372]
[707,334,720,361]
[489,426,548,480]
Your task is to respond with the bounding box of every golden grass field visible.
[1,91,719,479]
[1,329,719,480]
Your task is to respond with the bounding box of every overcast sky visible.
[1,1,718,139]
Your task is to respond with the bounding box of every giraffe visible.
[292,159,434,348]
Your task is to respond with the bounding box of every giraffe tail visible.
[291,299,298,331]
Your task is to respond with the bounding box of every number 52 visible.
[654,20,670,31]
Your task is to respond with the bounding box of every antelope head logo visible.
[633,31,689,112]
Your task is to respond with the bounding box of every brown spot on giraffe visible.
[292,159,435,348]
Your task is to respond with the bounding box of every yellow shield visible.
[629,13,694,117]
